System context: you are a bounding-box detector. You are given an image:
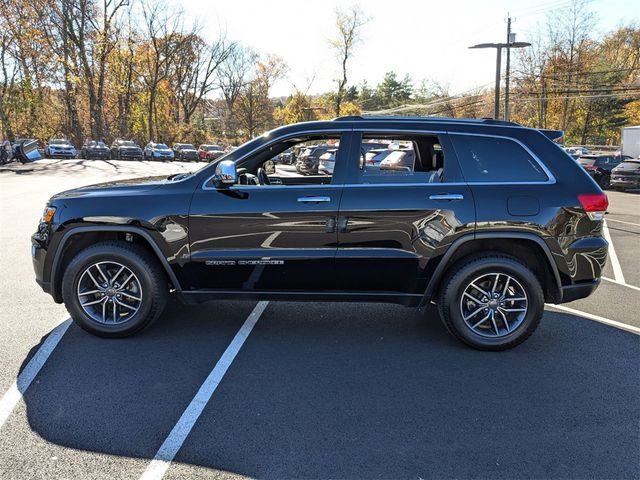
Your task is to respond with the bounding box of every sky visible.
[180,0,639,98]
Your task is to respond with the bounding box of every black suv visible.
[110,139,143,160]
[577,154,629,189]
[32,117,609,350]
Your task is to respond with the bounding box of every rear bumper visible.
[559,279,600,303]
[610,177,640,189]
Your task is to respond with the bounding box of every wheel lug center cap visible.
[488,300,499,310]
[105,288,116,298]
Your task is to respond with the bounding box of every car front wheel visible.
[62,241,168,337]
[438,255,544,351]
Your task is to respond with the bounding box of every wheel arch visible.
[50,225,182,303]
[420,232,563,308]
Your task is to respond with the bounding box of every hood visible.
[50,176,169,200]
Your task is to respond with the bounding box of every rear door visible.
[336,130,475,296]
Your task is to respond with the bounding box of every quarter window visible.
[452,135,548,183]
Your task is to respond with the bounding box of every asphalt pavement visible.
[0,159,638,479]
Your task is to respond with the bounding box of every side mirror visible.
[214,160,237,188]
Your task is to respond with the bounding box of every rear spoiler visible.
[539,129,564,142]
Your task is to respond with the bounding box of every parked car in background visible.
[144,142,174,161]
[13,139,42,163]
[610,157,640,191]
[81,140,111,160]
[111,139,143,160]
[365,148,395,166]
[379,149,416,172]
[318,149,337,175]
[295,144,336,175]
[45,139,76,159]
[563,146,592,160]
[0,140,11,164]
[274,147,294,164]
[173,143,199,161]
[198,144,225,161]
[577,154,628,189]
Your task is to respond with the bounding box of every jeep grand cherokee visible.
[32,116,608,350]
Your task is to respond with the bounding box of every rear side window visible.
[452,134,548,183]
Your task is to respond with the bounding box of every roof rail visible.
[332,115,520,126]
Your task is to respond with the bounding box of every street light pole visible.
[494,46,502,120]
[469,30,530,121]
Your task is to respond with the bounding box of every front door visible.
[185,133,350,292]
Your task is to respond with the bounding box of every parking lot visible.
[0,159,638,479]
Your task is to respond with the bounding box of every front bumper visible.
[152,153,174,160]
[119,150,143,159]
[87,150,111,159]
[50,150,76,158]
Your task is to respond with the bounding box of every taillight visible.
[578,193,608,221]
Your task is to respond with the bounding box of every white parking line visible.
[140,301,269,480]
[0,317,71,431]
[547,304,640,335]
[602,276,640,292]
[605,217,640,228]
[602,220,626,284]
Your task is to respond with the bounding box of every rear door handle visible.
[298,196,331,203]
[429,194,464,201]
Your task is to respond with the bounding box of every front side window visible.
[356,134,446,184]
[452,134,548,183]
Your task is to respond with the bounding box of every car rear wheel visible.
[62,242,168,337]
[438,255,544,351]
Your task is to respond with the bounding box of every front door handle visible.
[298,196,331,203]
[429,193,464,201]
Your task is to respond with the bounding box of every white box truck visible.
[622,126,640,158]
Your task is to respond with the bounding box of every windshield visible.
[182,144,195,149]
[121,141,136,147]
[50,139,70,145]
[87,141,107,147]
[207,145,223,151]
[155,144,169,149]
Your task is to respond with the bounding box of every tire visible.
[62,241,168,338]
[599,176,611,190]
[437,254,544,351]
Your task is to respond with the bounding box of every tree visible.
[330,5,368,116]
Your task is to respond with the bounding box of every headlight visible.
[41,206,56,224]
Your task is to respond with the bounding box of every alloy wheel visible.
[459,272,528,338]
[77,261,143,324]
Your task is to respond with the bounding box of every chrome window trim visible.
[201,126,556,190]
[202,128,351,191]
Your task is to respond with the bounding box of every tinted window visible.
[452,135,548,182]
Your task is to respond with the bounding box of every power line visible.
[513,91,640,101]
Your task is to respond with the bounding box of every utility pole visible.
[469,17,530,121]
[504,16,513,121]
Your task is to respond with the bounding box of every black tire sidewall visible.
[62,245,162,337]
[441,256,544,351]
